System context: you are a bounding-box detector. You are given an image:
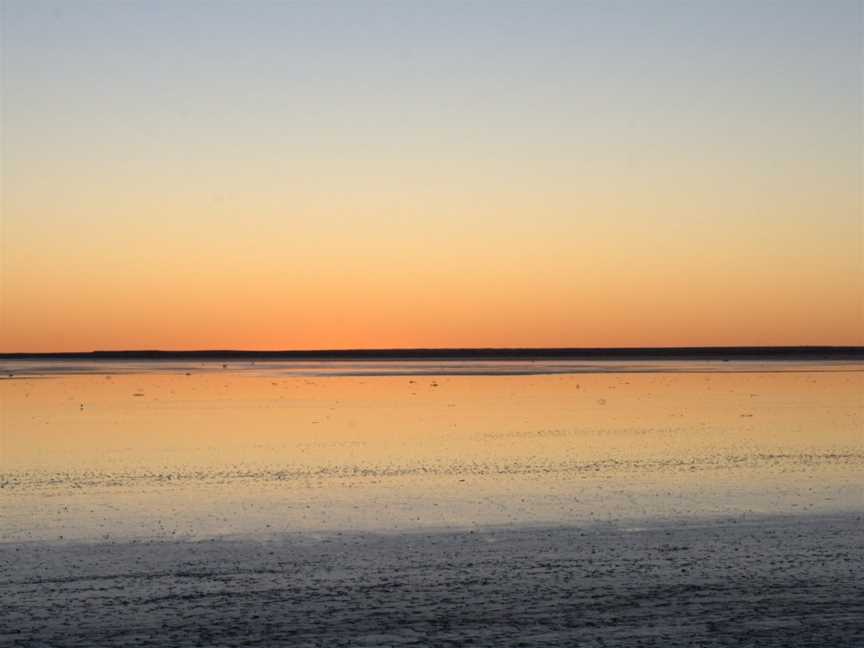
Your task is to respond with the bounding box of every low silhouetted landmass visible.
[2,346,862,361]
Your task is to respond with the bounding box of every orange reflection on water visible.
[1,365,862,540]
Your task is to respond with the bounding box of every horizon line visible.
[2,345,862,361]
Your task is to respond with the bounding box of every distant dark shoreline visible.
[1,346,862,361]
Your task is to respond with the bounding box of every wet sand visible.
[1,361,862,645]
[2,514,862,647]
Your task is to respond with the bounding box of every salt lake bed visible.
[1,360,862,646]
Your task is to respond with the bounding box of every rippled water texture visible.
[1,360,862,542]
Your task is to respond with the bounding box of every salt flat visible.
[2,514,862,647]
[0,361,862,645]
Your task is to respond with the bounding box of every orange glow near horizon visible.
[1,2,861,352]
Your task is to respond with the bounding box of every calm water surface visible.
[1,360,861,541]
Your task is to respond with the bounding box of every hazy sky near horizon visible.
[1,0,862,351]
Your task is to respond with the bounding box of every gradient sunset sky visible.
[1,0,861,352]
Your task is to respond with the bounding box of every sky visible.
[1,0,861,352]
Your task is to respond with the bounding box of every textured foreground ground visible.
[1,514,862,647]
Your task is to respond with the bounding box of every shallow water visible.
[1,361,862,542]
